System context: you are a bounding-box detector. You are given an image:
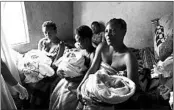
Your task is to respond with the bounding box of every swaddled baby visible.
[97,72,130,95]
[18,50,54,83]
[81,69,136,104]
[56,48,87,78]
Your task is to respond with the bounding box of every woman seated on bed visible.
[38,20,65,64]
[77,18,140,110]
[49,25,95,110]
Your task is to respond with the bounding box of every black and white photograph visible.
[1,1,173,110]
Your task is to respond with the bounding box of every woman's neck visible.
[111,43,127,53]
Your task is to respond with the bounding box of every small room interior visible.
[1,1,173,110]
[7,1,173,53]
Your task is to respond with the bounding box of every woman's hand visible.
[13,83,28,100]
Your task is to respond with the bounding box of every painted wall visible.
[14,1,73,53]
[73,2,173,49]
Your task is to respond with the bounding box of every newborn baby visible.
[56,48,87,78]
[96,71,130,95]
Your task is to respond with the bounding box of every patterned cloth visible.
[139,47,157,69]
[153,13,173,61]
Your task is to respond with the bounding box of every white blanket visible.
[81,69,136,104]
[56,48,87,78]
[18,50,54,83]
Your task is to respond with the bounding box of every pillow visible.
[152,13,173,61]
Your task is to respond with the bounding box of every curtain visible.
[1,75,17,110]
[1,28,21,96]
[1,28,21,83]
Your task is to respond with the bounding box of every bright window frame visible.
[1,2,30,46]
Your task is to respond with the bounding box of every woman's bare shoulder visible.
[97,42,107,50]
[39,37,49,44]
[124,49,137,63]
[40,37,48,41]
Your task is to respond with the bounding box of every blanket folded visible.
[81,69,136,104]
[56,48,87,78]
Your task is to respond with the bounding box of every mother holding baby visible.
[77,18,141,110]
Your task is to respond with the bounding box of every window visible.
[1,2,30,46]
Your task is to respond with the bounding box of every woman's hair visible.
[107,18,127,36]
[91,21,100,28]
[42,20,57,31]
[75,25,93,40]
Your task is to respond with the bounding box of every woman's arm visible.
[38,38,45,51]
[1,60,18,86]
[77,43,103,92]
[125,52,139,88]
[1,60,29,99]
[53,41,65,64]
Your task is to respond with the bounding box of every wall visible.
[14,1,73,53]
[73,2,173,49]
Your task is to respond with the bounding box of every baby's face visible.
[42,27,57,42]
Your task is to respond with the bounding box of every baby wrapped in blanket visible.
[18,50,54,83]
[56,48,87,78]
[81,68,136,105]
[49,48,90,110]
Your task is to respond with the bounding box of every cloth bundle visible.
[151,54,173,79]
[18,50,54,83]
[56,48,87,78]
[81,69,136,104]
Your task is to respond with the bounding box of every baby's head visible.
[42,21,58,42]
[91,21,101,34]
[75,25,93,49]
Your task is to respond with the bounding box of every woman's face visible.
[105,23,123,45]
[75,34,88,49]
[42,27,57,42]
[91,24,100,34]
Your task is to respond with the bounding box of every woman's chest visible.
[102,52,126,71]
[44,41,58,51]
